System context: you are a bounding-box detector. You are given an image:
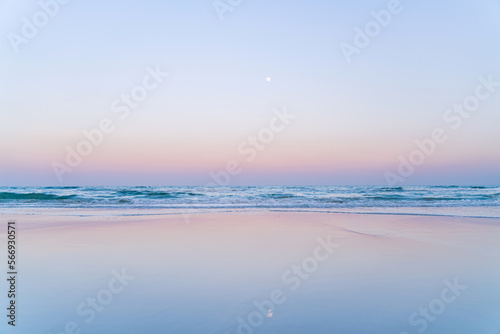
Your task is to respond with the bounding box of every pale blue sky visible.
[0,0,499,185]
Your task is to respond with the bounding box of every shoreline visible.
[1,206,500,220]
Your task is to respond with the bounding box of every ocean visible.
[1,185,499,218]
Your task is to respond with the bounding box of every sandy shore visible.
[1,210,500,333]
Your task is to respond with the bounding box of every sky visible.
[0,0,499,186]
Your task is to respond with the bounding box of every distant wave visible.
[0,192,78,201]
[115,189,204,198]
[379,187,404,192]
[259,193,297,199]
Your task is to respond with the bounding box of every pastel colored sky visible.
[1,0,499,185]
